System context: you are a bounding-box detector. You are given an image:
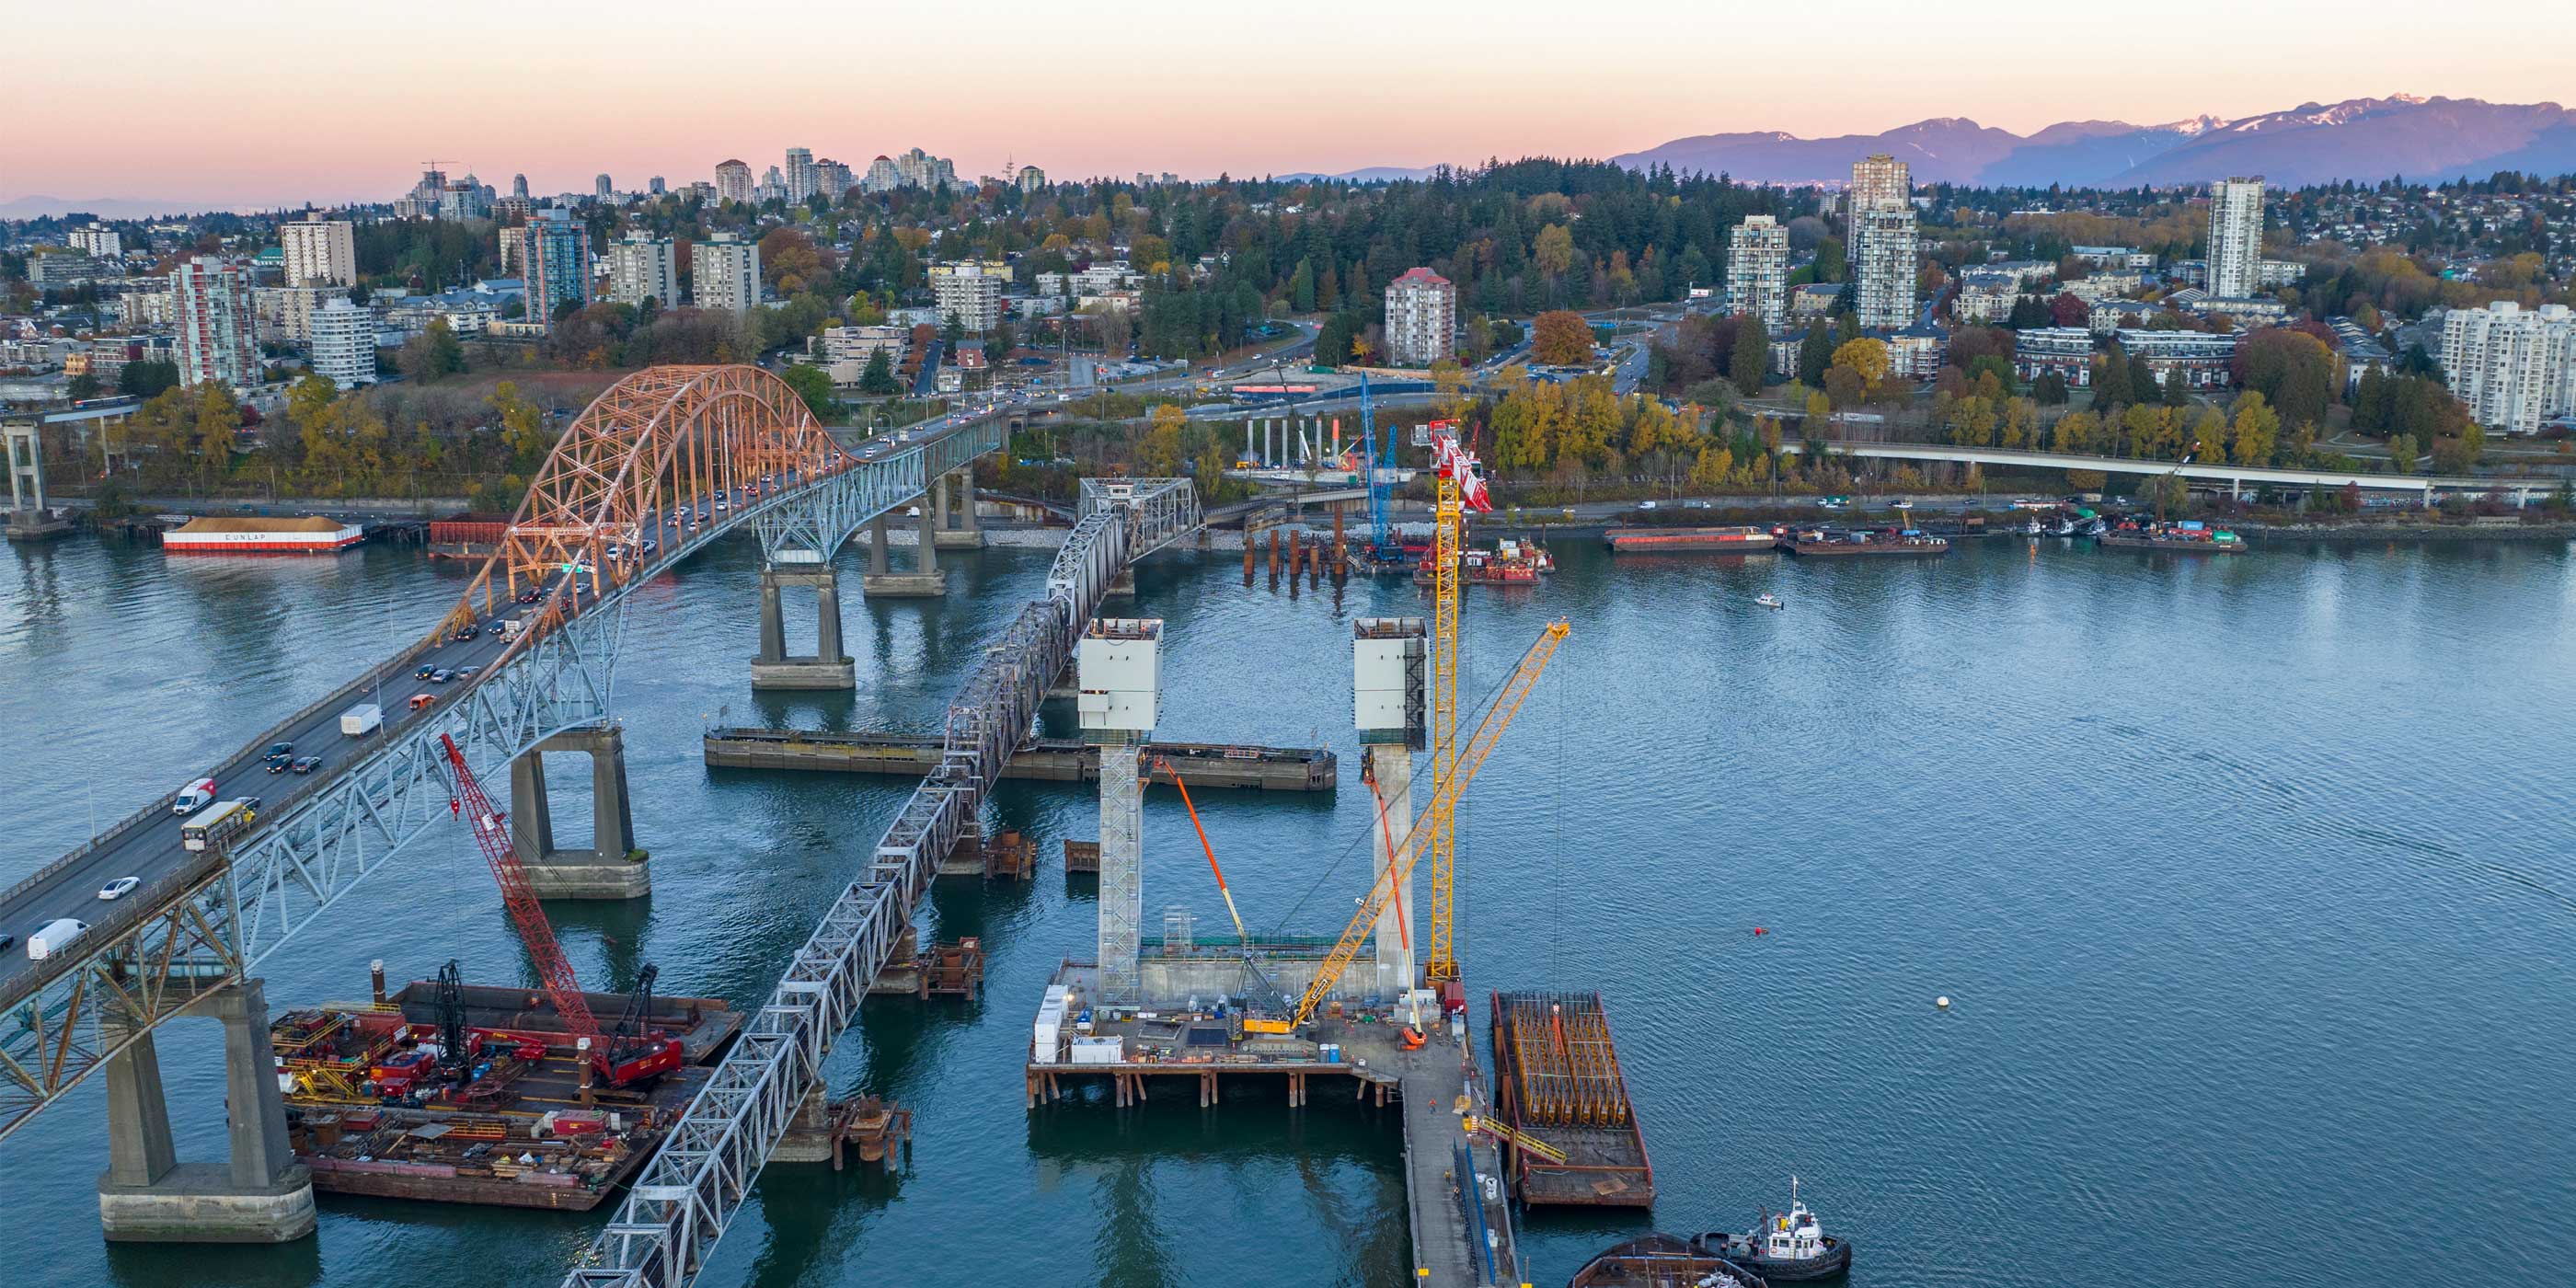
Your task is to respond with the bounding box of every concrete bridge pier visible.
[862,498,946,597]
[98,980,316,1243]
[932,470,983,549]
[510,725,650,899]
[751,566,857,690]
[5,416,73,541]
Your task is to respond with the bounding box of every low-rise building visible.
[2116,328,2239,389]
[818,324,910,385]
[2013,327,2099,387]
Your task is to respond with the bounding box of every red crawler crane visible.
[438,733,683,1086]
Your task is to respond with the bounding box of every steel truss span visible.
[0,365,1004,1144]
[564,477,1198,1288]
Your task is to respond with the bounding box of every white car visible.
[98,876,141,901]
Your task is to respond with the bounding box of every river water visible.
[4,526,2572,1288]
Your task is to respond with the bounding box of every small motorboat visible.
[2021,518,2043,535]
[1754,593,1785,610]
[1695,1178,1852,1282]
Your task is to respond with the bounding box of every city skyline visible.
[6,0,2574,211]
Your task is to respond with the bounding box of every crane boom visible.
[1288,620,1569,1029]
[1424,420,1490,983]
[439,733,604,1042]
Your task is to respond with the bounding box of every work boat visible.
[1696,1179,1853,1282]
[1754,592,1784,610]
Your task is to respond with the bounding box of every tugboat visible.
[1754,592,1785,611]
[1695,1178,1853,1282]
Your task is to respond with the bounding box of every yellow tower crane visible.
[1285,619,1569,1031]
[1424,421,1490,984]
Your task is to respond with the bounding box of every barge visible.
[1604,524,1777,553]
[705,730,1335,792]
[2098,520,2245,553]
[1567,1233,1769,1288]
[272,972,742,1210]
[1783,528,1949,558]
[1412,538,1555,586]
[163,515,364,556]
[1489,990,1655,1207]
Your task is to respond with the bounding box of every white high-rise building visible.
[1383,266,1455,366]
[713,159,753,204]
[2440,302,2576,437]
[2207,178,2266,300]
[280,214,357,287]
[172,257,259,389]
[605,231,679,308]
[1726,215,1790,329]
[1847,154,1910,244]
[863,155,900,193]
[693,232,761,316]
[68,223,121,258]
[1855,204,1918,331]
[931,262,1003,333]
[785,147,814,202]
[307,297,376,390]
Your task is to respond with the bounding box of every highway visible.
[0,404,999,1013]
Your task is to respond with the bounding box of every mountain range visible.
[1606,96,2576,188]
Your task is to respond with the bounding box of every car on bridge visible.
[98,877,140,902]
[517,588,544,604]
[416,663,439,679]
[409,693,437,711]
[430,668,455,684]
[262,741,293,763]
[290,755,321,775]
[454,623,480,640]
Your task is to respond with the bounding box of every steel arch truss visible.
[564,477,1199,1288]
[753,418,1007,568]
[451,365,850,626]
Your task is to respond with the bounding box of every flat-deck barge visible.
[1604,524,1777,553]
[706,729,1335,791]
[272,975,742,1210]
[1489,990,1654,1207]
[1783,528,1949,557]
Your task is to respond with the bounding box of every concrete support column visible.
[914,493,939,574]
[101,1024,178,1189]
[868,514,891,574]
[751,567,857,690]
[98,980,316,1244]
[933,470,984,549]
[1368,745,1418,1002]
[757,572,788,663]
[5,417,71,540]
[862,500,947,597]
[512,726,650,899]
[770,1085,837,1165]
[216,980,295,1190]
[1097,738,1144,1006]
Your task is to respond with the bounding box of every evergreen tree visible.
[1730,314,1770,397]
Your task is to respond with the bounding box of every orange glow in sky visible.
[5,1,2571,209]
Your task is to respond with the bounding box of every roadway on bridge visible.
[0,403,997,1011]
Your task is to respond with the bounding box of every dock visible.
[706,729,1336,792]
[1025,959,1521,1287]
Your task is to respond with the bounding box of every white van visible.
[28,917,89,960]
[173,778,217,815]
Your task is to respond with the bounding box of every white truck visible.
[339,703,382,737]
[499,615,526,643]
[28,917,89,961]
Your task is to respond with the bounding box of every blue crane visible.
[1358,374,1406,569]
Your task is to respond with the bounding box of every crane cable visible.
[1266,659,1526,939]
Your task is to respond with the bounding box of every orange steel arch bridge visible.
[0,365,1018,1160]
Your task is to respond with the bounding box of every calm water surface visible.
[4,527,2571,1288]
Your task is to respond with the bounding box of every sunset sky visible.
[6,0,2571,210]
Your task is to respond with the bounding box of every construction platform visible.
[705,729,1336,792]
[1024,959,1522,1288]
[269,976,743,1211]
[1489,990,1654,1207]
